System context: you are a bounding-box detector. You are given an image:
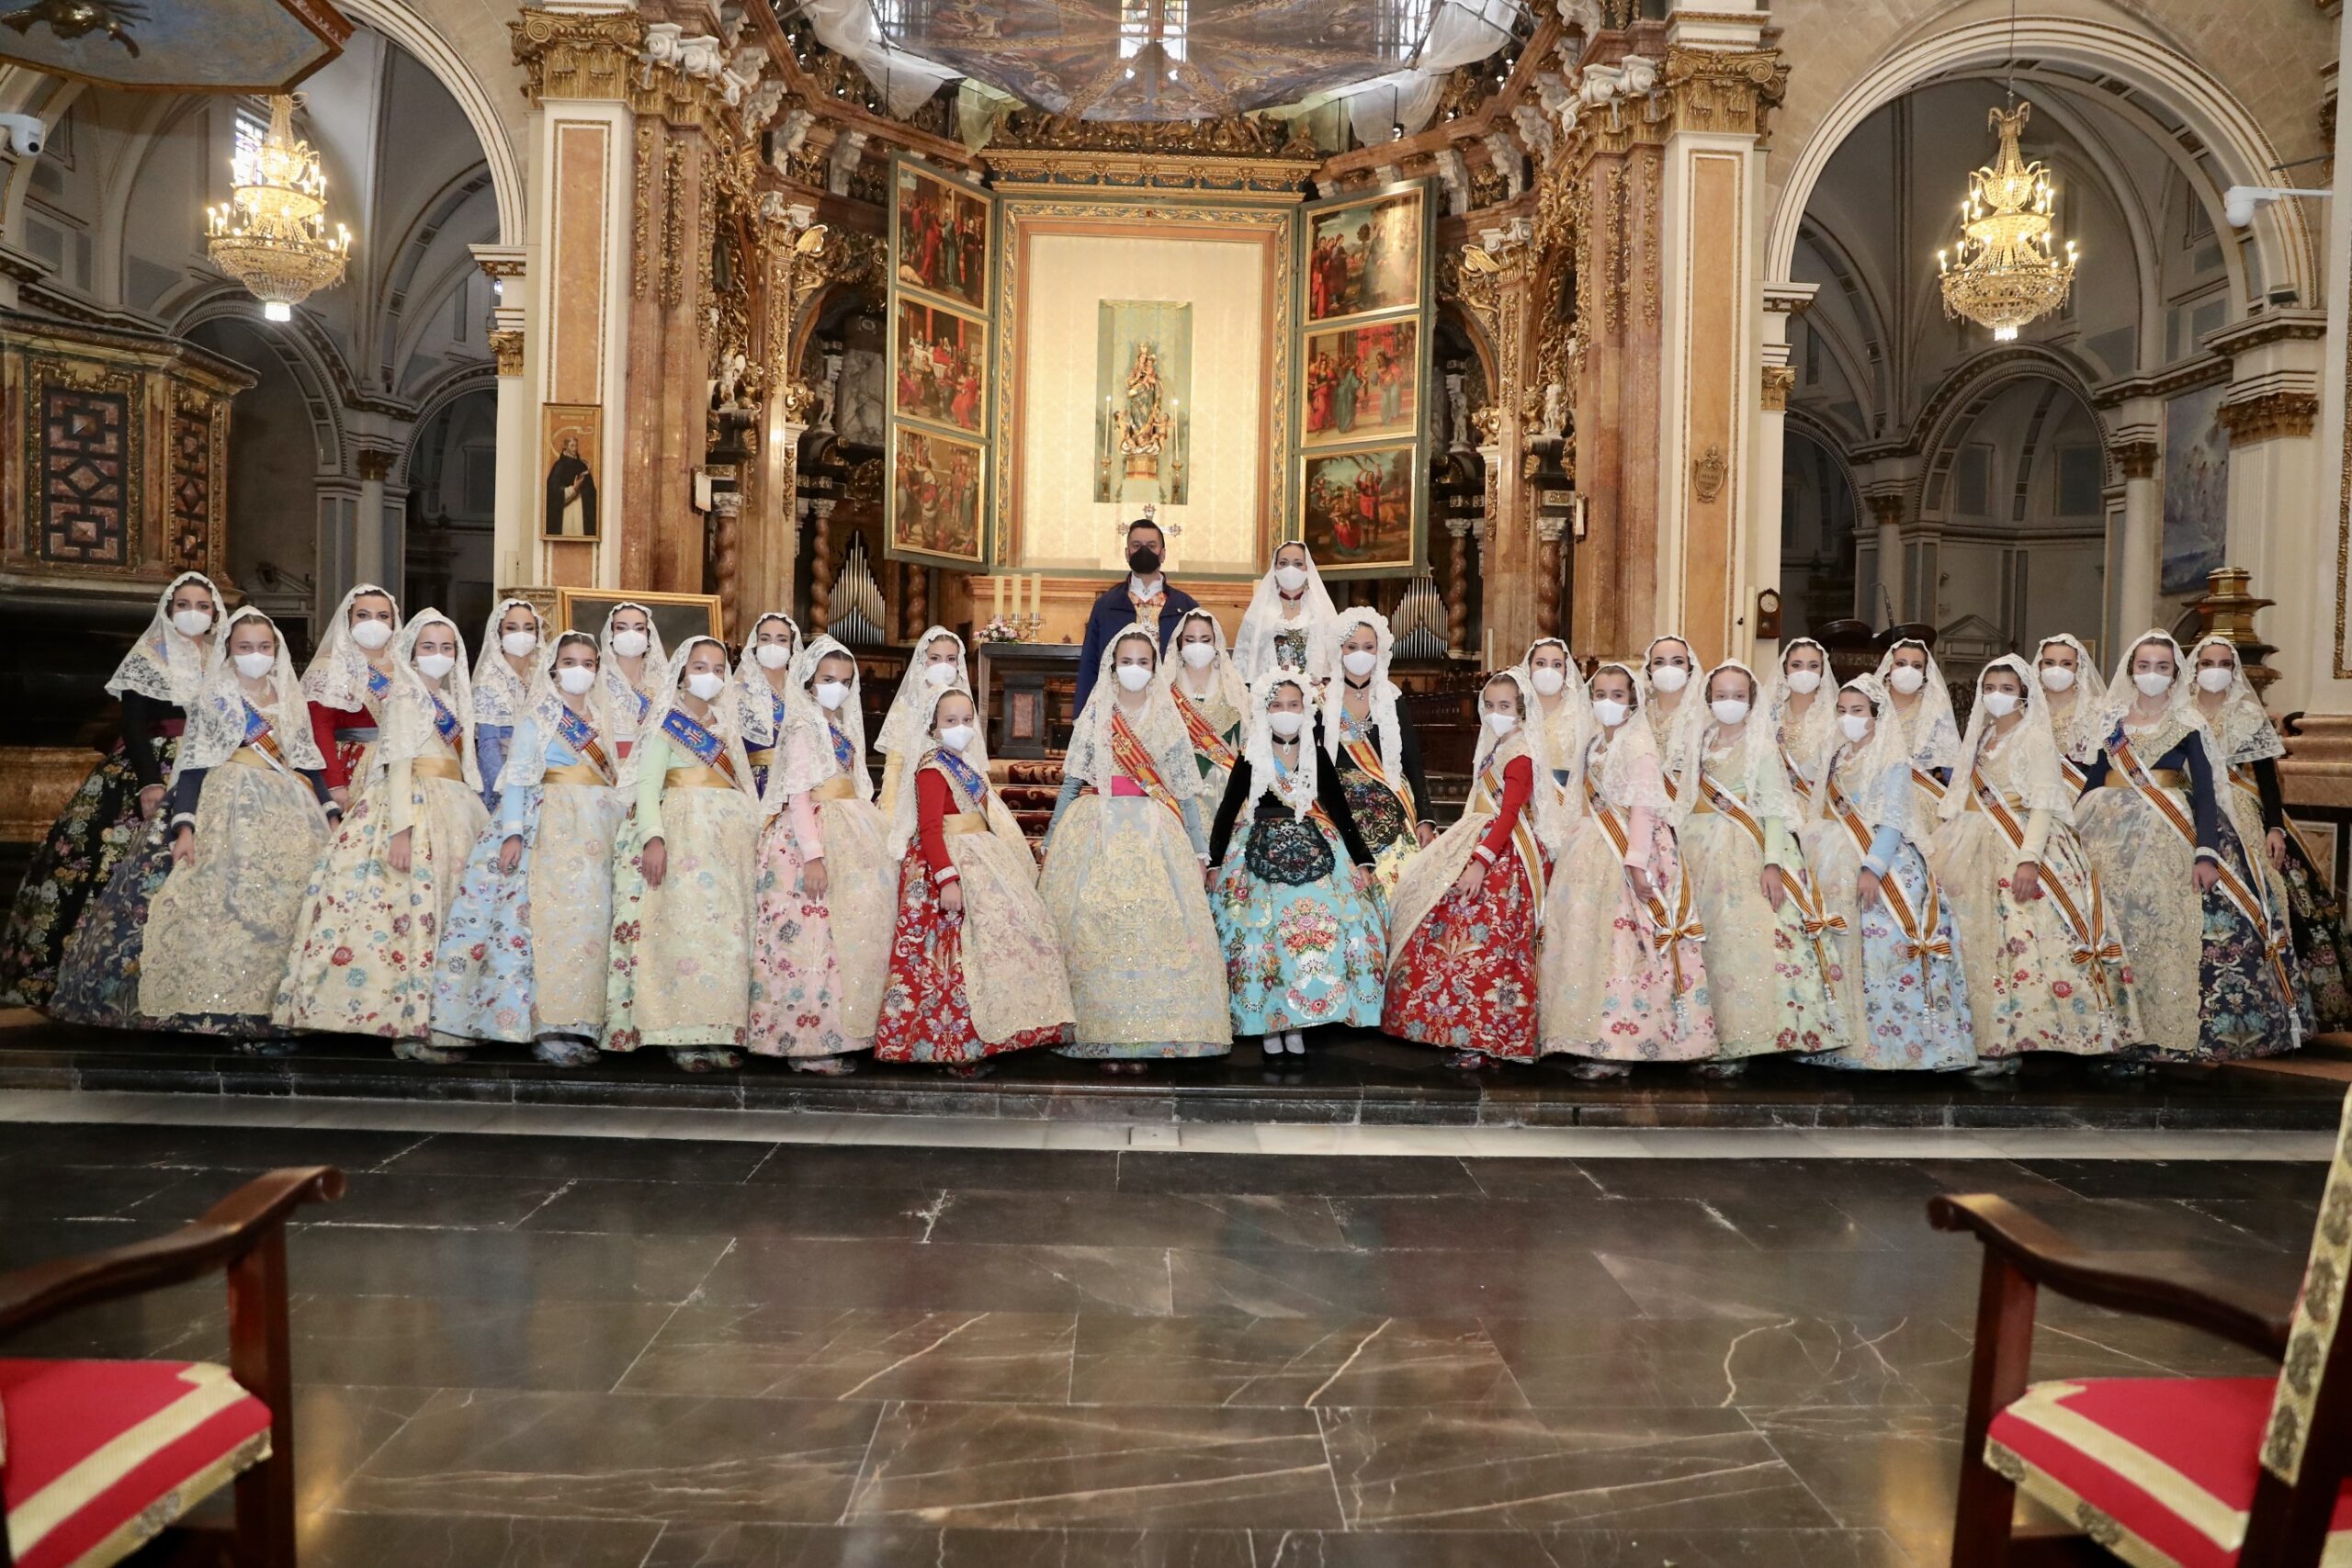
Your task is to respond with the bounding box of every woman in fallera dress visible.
[471,596,548,810]
[2191,634,2352,1030]
[1765,637,1836,812]
[431,632,628,1066]
[734,612,801,798]
[303,584,403,812]
[1322,607,1434,900]
[1875,637,1962,802]
[1671,660,1844,1069]
[746,636,896,1074]
[2033,634,2108,788]
[875,626,969,817]
[1538,662,1715,1076]
[1233,540,1339,684]
[1640,633,1701,790]
[1039,626,1232,1070]
[275,610,490,1056]
[1384,670,1548,1068]
[1166,608,1249,805]
[874,686,1076,1071]
[2075,630,2301,1062]
[1930,656,2133,1066]
[596,602,667,771]
[140,608,334,1041]
[1797,674,1974,1071]
[605,636,763,1069]
[1519,637,1595,813]
[1206,674,1389,1056]
[40,573,224,1026]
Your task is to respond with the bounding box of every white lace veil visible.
[498,631,619,795]
[1516,636,1595,785]
[1474,667,1564,852]
[378,608,481,792]
[471,596,548,728]
[1639,632,1702,779]
[1245,671,1321,821]
[2099,628,2225,773]
[173,606,325,783]
[638,636,759,800]
[1765,636,1837,767]
[876,626,972,761]
[300,583,401,711]
[884,683,1019,857]
[1320,607,1405,789]
[1942,653,2075,824]
[2188,635,2285,765]
[1159,606,1250,725]
[107,570,224,707]
[762,634,872,818]
[1234,547,1340,683]
[1812,672,1926,843]
[1675,660,1793,824]
[2032,632,2108,761]
[596,601,671,743]
[733,612,802,749]
[1063,622,1200,800]
[1587,660,1672,817]
[1873,637,1962,772]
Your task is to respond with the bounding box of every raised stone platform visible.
[0,1018,2342,1131]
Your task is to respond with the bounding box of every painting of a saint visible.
[893,299,988,434]
[1302,445,1416,572]
[1304,319,1418,446]
[891,425,986,569]
[1093,299,1192,507]
[542,407,599,540]
[1305,187,1423,324]
[894,163,989,310]
[2161,383,2230,595]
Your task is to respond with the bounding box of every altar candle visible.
[993,577,1004,618]
[1484,627,1494,671]
[1031,573,1042,618]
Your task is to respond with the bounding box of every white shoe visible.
[1283,1031,1306,1055]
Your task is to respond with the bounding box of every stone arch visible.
[1907,342,2109,514]
[174,287,351,471]
[334,0,526,244]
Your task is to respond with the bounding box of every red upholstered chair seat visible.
[1986,1376,2352,1568]
[0,1358,273,1568]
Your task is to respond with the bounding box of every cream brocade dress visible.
[141,758,330,1028]
[605,733,763,1049]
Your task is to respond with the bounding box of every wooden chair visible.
[1932,1100,2351,1567]
[0,1166,344,1568]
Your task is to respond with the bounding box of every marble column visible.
[2102,410,2161,646]
[2210,311,2326,687]
[1443,517,1475,656]
[472,243,531,592]
[1748,282,1814,671]
[1863,490,1906,625]
[354,446,395,593]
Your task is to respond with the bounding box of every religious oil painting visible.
[894,299,989,434]
[541,403,600,540]
[555,589,721,655]
[1305,186,1423,323]
[1302,444,1416,572]
[894,162,989,310]
[2160,382,2229,596]
[1093,299,1192,508]
[892,424,988,570]
[1303,318,1417,446]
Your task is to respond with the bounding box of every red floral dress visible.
[1382,754,1543,1060]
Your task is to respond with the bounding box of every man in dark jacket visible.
[1072,517,1201,711]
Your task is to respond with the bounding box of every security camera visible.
[2223,184,2332,230]
[0,115,46,157]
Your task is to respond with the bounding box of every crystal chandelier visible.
[206,95,352,322]
[1937,100,2077,341]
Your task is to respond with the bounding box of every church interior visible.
[6,0,2352,1564]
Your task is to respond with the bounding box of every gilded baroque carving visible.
[511,8,642,107]
[992,108,1317,158]
[2113,437,2159,479]
[2218,390,2319,446]
[1691,443,1725,503]
[1659,46,1789,148]
[660,138,685,308]
[633,118,659,299]
[791,229,882,319]
[1759,365,1795,411]
[489,329,524,378]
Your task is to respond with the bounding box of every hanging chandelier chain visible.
[205,94,353,318]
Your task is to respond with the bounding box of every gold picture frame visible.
[554,587,724,656]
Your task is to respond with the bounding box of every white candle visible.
[993,577,1004,618]
[1031,573,1043,618]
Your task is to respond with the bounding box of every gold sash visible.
[942,810,990,836]
[1585,771,1703,991]
[744,747,776,765]
[1826,774,1950,979]
[224,747,277,771]
[664,766,739,790]
[1969,767,2120,1005]
[412,757,464,782]
[2109,736,2292,1001]
[811,775,859,802]
[1699,762,1840,999]
[542,762,609,786]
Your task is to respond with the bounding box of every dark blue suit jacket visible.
[1073,579,1201,711]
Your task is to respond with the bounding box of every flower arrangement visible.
[978,616,1025,645]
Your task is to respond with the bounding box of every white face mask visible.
[1115,663,1154,693]
[2197,665,2234,694]
[1273,565,1308,593]
[939,723,976,752]
[501,629,538,660]
[557,665,597,696]
[350,618,394,651]
[610,629,650,660]
[755,643,794,671]
[2039,663,2076,693]
[1648,663,1689,694]
[1838,713,1871,742]
[232,651,276,681]
[1341,649,1378,679]
[1530,666,1566,696]
[1887,664,1926,694]
[2133,671,2174,698]
[1267,709,1305,739]
[172,608,214,638]
[414,653,457,681]
[1782,668,1822,695]
[1180,641,1216,669]
[1484,710,1518,738]
[814,680,850,711]
[1980,691,2020,719]
[684,671,727,703]
[923,659,959,687]
[1710,697,1751,727]
[1592,698,1630,729]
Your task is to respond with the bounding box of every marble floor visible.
[2,1093,2331,1568]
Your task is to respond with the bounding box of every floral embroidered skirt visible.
[1038,793,1231,1059]
[1383,842,1540,1060]
[2279,829,2352,1032]
[874,847,1073,1065]
[139,764,328,1034]
[605,786,761,1051]
[1538,818,1715,1062]
[1796,825,1974,1071]
[50,818,177,1030]
[1678,812,1844,1057]
[1208,818,1386,1038]
[0,736,169,1008]
[1929,813,2132,1058]
[273,774,487,1042]
[747,795,896,1059]
[432,781,627,1043]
